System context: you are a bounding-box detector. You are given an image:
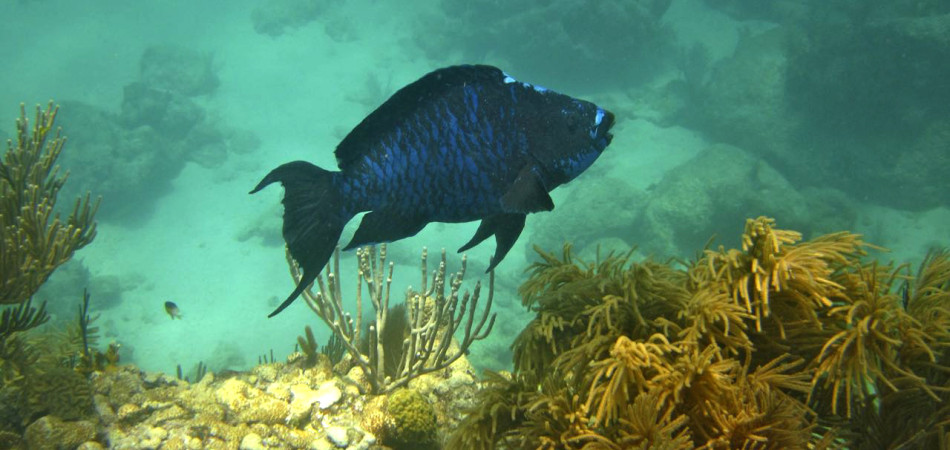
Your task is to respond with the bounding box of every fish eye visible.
[566,114,578,132]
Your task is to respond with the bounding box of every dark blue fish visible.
[252,65,614,317]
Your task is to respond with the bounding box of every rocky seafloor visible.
[3,351,478,449]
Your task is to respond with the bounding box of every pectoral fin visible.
[500,166,554,213]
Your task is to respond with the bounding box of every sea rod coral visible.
[288,244,496,394]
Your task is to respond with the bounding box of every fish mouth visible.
[600,109,615,144]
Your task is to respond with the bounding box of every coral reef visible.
[0,102,99,305]
[2,217,947,448]
[0,344,479,448]
[0,282,480,448]
[450,217,950,449]
[289,244,495,394]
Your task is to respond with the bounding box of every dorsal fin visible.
[334,65,506,171]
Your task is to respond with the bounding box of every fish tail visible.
[250,161,349,317]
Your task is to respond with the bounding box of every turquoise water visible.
[2,0,948,379]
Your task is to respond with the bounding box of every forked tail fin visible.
[250,161,349,317]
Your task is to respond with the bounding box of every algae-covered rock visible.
[697,27,793,165]
[25,367,95,422]
[139,44,219,97]
[636,143,819,256]
[214,378,289,425]
[0,431,25,450]
[24,415,96,450]
[384,388,438,450]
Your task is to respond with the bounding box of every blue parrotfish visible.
[252,65,615,317]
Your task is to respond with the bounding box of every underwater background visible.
[2,0,950,448]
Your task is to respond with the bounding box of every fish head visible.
[528,93,615,188]
[587,105,615,151]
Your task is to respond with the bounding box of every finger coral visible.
[451,217,950,449]
[288,244,495,394]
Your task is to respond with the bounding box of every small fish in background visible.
[252,65,615,317]
[164,301,182,319]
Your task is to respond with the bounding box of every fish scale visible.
[251,65,614,317]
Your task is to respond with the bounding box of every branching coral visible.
[288,244,495,394]
[451,217,950,449]
[1,102,99,305]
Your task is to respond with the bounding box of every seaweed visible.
[0,299,49,339]
[450,217,950,448]
[296,325,319,367]
[72,290,119,376]
[258,349,277,365]
[176,361,207,382]
[320,330,346,367]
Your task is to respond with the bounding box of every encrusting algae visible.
[449,217,950,449]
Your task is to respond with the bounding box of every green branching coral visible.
[1,102,99,305]
[451,217,950,449]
